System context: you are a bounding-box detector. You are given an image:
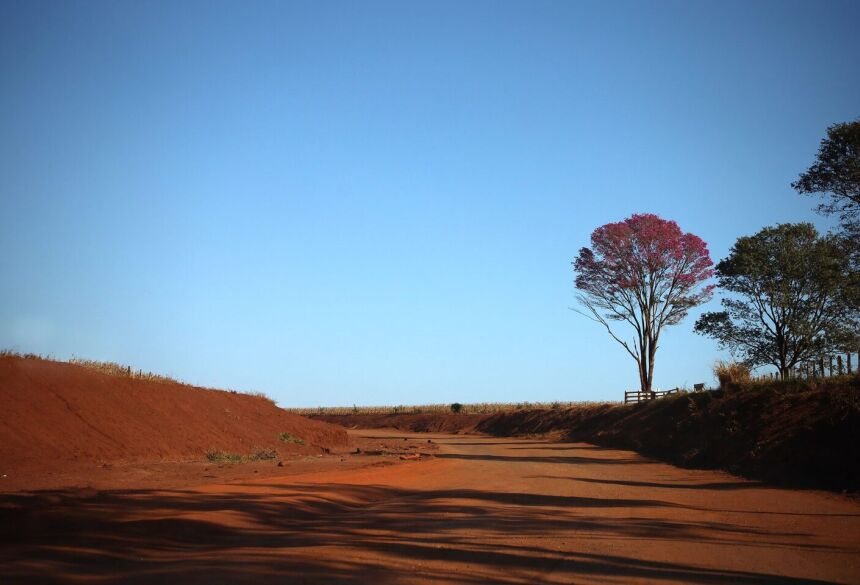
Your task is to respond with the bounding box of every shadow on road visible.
[436,452,643,465]
[1,477,848,584]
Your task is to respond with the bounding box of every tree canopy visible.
[792,119,859,350]
[792,118,860,236]
[694,223,853,378]
[573,213,713,392]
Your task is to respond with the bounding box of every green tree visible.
[792,118,860,235]
[792,119,860,355]
[832,234,860,356]
[694,224,852,379]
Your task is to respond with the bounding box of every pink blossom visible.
[573,213,714,392]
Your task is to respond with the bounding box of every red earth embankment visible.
[0,356,347,477]
[476,378,860,491]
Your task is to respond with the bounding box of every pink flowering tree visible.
[573,214,714,393]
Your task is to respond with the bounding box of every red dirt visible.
[3,430,859,584]
[0,356,347,490]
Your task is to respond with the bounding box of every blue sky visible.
[1,1,858,406]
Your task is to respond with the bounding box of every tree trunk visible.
[647,339,657,397]
[778,353,790,380]
[637,358,648,394]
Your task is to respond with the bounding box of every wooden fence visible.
[753,352,858,381]
[624,388,681,404]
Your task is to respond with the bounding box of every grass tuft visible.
[69,358,181,384]
[206,447,278,463]
[278,432,305,445]
[714,361,752,387]
[205,449,244,464]
[245,391,277,405]
[250,447,278,460]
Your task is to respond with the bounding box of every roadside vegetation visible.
[713,361,752,387]
[278,432,305,445]
[205,447,278,463]
[286,400,609,417]
[68,358,182,384]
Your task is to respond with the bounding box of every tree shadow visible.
[510,445,622,451]
[436,441,566,446]
[435,453,645,465]
[1,481,850,584]
[526,477,860,518]
[554,476,761,491]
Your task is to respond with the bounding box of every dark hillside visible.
[477,376,860,491]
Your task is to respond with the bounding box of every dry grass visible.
[286,400,611,416]
[0,350,45,360]
[69,358,181,384]
[714,361,752,387]
[205,447,278,463]
[278,432,305,445]
[2,350,276,403]
[244,390,278,405]
[69,358,277,403]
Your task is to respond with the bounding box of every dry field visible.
[286,400,612,417]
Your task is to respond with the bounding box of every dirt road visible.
[4,430,859,584]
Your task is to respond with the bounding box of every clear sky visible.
[1,1,858,406]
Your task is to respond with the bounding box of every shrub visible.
[206,447,279,463]
[205,449,244,463]
[278,432,305,445]
[714,361,751,388]
[250,447,277,460]
[450,403,463,413]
